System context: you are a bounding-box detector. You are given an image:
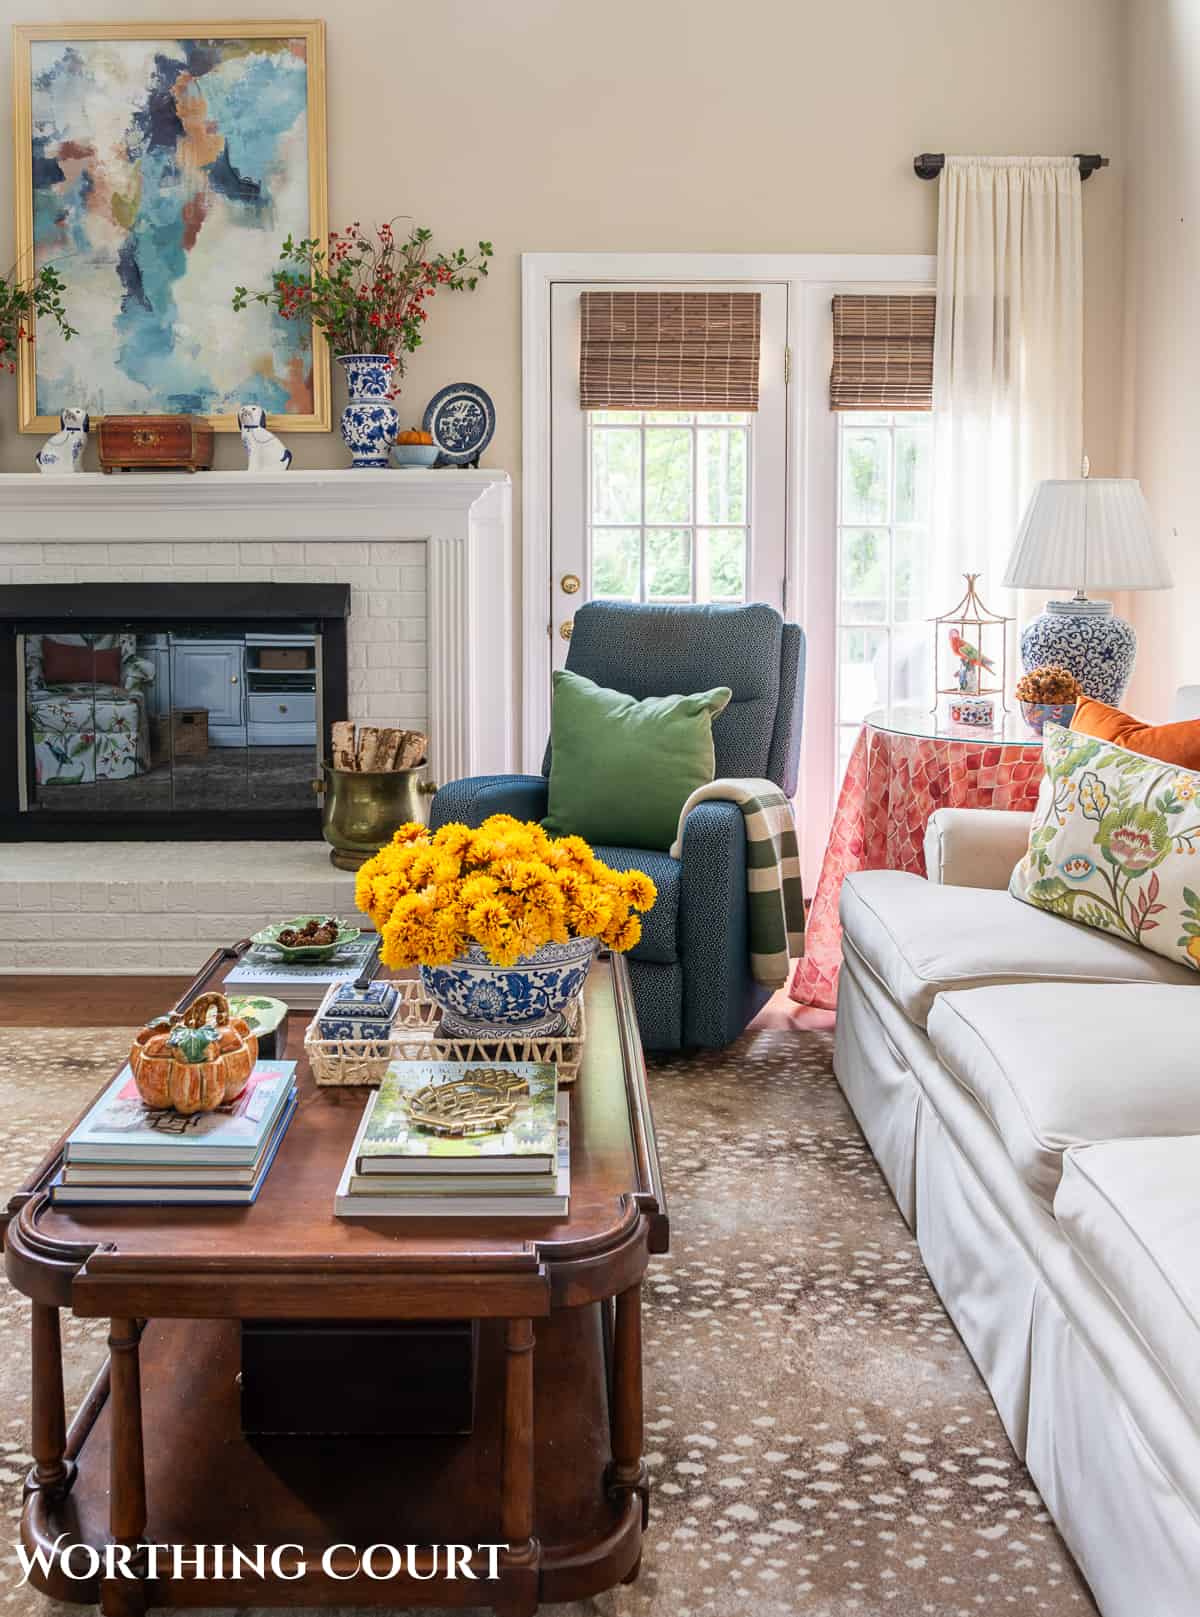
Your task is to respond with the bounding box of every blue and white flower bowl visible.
[420,936,598,1039]
[337,353,400,469]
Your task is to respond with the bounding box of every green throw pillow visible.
[543,670,732,850]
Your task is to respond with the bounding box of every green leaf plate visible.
[249,917,362,963]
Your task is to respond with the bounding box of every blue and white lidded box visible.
[317,980,399,1041]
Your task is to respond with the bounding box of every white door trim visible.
[521,250,936,774]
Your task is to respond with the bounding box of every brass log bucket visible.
[316,764,437,870]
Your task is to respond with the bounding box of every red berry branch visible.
[232,219,492,394]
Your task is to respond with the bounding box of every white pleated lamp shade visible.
[1003,478,1172,593]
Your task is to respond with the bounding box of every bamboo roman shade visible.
[579,290,762,411]
[829,294,936,411]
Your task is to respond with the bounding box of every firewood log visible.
[356,726,385,772]
[398,729,428,768]
[374,728,404,771]
[331,721,357,771]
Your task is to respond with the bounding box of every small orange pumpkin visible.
[396,428,434,445]
[130,991,259,1116]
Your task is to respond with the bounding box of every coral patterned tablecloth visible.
[790,717,1045,1010]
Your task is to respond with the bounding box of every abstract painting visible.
[13,22,329,432]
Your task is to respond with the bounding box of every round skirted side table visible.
[790,706,1046,1011]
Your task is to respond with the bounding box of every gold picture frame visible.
[12,19,330,433]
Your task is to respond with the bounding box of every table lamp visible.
[1003,469,1172,706]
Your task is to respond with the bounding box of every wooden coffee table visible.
[2,948,668,1616]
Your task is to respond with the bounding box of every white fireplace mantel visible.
[0,467,514,785]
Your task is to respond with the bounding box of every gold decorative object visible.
[930,573,1012,715]
[404,1069,532,1137]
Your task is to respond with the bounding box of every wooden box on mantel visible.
[97,414,214,473]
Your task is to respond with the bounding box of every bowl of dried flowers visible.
[1015,665,1082,735]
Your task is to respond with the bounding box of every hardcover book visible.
[355,1060,559,1175]
[64,1061,296,1166]
[337,1095,570,1219]
[52,1093,298,1206]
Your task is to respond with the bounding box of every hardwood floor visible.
[0,977,190,1027]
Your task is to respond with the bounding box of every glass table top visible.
[864,705,1048,746]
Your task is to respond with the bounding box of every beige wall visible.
[1121,0,1199,717]
[0,0,1126,591]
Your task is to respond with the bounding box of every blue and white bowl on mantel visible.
[420,936,597,1039]
[1020,599,1137,708]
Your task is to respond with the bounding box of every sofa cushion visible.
[840,869,1196,1029]
[593,844,680,965]
[929,984,1200,1210]
[1010,724,1200,977]
[1056,1137,1200,1423]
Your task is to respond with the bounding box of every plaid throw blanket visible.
[669,777,805,988]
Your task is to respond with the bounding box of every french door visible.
[549,282,789,665]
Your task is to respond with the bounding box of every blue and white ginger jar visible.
[337,353,400,469]
[1019,599,1137,708]
[420,936,597,1039]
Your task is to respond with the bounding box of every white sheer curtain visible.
[932,156,1084,636]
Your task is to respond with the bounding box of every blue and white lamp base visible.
[1019,598,1137,708]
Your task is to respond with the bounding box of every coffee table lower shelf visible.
[23,1304,645,1615]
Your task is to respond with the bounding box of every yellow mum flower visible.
[603,913,642,953]
[621,870,658,911]
[391,821,428,846]
[432,822,474,858]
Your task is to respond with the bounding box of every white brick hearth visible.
[0,469,512,973]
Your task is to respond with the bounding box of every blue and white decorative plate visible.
[423,382,495,466]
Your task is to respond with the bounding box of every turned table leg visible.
[102,1319,148,1617]
[499,1317,538,1616]
[27,1302,75,1502]
[606,1284,649,1529]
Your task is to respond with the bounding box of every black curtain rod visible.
[914,153,1109,181]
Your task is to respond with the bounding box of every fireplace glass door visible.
[20,623,321,818]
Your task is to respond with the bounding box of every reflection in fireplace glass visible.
[22,623,321,816]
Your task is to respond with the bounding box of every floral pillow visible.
[1010,723,1200,972]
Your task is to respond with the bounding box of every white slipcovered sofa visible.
[834,808,1200,1617]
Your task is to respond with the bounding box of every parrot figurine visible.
[948,628,996,677]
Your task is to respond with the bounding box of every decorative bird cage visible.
[930,574,1012,718]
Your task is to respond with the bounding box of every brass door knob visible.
[230,673,239,684]
[561,573,582,595]
[559,620,573,640]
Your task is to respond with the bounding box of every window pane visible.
[839,411,890,426]
[840,528,888,623]
[893,525,930,622]
[646,529,693,599]
[644,429,692,523]
[701,527,746,600]
[643,410,693,424]
[891,625,931,707]
[591,430,641,524]
[841,428,890,524]
[894,427,932,524]
[589,410,641,424]
[698,410,751,425]
[592,528,641,599]
[839,627,888,723]
[697,428,747,524]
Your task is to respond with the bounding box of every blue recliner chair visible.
[429,601,806,1051]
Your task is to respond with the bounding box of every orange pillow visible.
[1069,694,1200,768]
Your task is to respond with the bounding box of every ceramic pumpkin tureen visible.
[129,991,259,1116]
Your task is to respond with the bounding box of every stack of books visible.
[51,1060,298,1207]
[335,1060,569,1218]
[224,932,379,1010]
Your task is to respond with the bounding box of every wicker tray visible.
[304,976,586,1087]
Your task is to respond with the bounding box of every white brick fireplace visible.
[0,468,513,972]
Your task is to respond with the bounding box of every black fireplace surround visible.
[1,582,350,841]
